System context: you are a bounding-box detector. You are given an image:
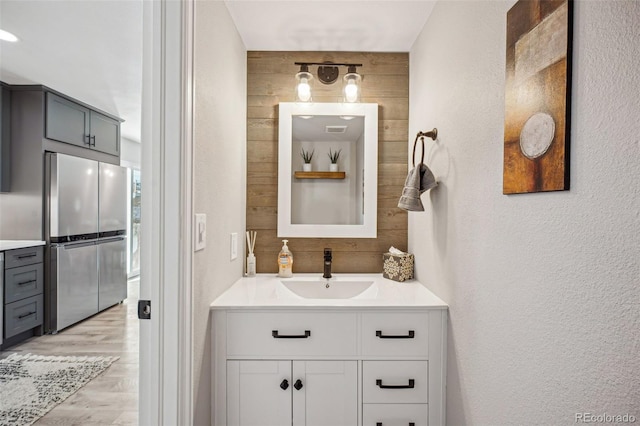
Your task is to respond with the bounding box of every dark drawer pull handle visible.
[272,330,311,339]
[16,253,37,259]
[294,379,303,390]
[17,280,37,286]
[376,379,415,389]
[376,330,415,339]
[18,312,37,320]
[279,379,289,390]
[376,423,415,426]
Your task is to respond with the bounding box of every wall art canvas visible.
[504,0,573,194]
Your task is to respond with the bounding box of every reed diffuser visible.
[246,231,257,276]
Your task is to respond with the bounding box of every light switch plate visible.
[194,214,206,251]
[230,233,238,260]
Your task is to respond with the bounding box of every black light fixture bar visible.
[294,62,363,67]
[295,61,363,85]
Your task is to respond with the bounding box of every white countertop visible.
[0,240,46,251]
[210,273,448,310]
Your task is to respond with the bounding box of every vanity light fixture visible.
[0,29,19,42]
[294,62,363,103]
[295,64,314,102]
[343,65,361,103]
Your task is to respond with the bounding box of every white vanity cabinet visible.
[211,307,447,426]
[227,360,358,426]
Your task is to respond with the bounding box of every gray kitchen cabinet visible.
[0,85,121,241]
[0,84,10,192]
[4,294,43,340]
[45,92,91,148]
[2,246,44,349]
[4,263,43,304]
[90,110,120,156]
[46,92,120,156]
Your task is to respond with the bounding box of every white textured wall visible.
[193,1,246,424]
[120,137,141,170]
[409,1,640,424]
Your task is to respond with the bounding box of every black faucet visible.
[323,248,332,279]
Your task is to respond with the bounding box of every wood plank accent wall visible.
[247,51,409,273]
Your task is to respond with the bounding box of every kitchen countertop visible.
[0,240,46,251]
[210,273,448,310]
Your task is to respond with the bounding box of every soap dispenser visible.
[278,239,293,278]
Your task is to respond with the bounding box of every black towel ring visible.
[412,128,438,167]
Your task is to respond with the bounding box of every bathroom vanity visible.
[210,274,448,426]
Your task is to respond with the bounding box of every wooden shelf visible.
[294,171,346,180]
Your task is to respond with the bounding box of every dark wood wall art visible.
[504,0,573,194]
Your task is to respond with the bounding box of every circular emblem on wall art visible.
[519,112,556,159]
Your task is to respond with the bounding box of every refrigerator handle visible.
[98,236,127,244]
[61,241,97,250]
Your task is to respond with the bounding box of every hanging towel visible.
[398,163,437,211]
[399,131,438,211]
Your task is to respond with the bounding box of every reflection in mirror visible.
[278,102,378,238]
[291,115,364,225]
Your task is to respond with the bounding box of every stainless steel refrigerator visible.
[45,153,127,332]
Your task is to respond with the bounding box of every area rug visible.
[0,353,119,426]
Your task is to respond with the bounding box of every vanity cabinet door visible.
[361,312,429,357]
[226,360,357,426]
[227,360,292,426]
[363,404,428,426]
[292,360,357,426]
[362,361,428,404]
[226,311,357,357]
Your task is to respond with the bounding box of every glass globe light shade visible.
[343,72,361,103]
[295,71,313,102]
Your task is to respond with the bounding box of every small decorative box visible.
[382,252,414,282]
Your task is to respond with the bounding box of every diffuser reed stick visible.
[246,231,257,276]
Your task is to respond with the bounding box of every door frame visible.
[139,0,194,424]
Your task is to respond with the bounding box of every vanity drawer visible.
[362,360,428,404]
[4,295,43,339]
[226,311,357,357]
[5,246,43,269]
[4,263,44,304]
[361,312,428,357]
[363,404,428,426]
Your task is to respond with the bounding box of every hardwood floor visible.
[1,278,140,425]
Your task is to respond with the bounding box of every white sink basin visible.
[279,279,376,299]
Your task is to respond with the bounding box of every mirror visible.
[278,102,378,238]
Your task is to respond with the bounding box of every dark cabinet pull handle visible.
[376,423,415,426]
[18,312,36,319]
[17,280,37,286]
[272,330,311,339]
[279,379,289,390]
[90,135,96,146]
[84,134,91,145]
[376,330,415,339]
[376,379,415,389]
[293,379,303,390]
[16,253,37,259]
